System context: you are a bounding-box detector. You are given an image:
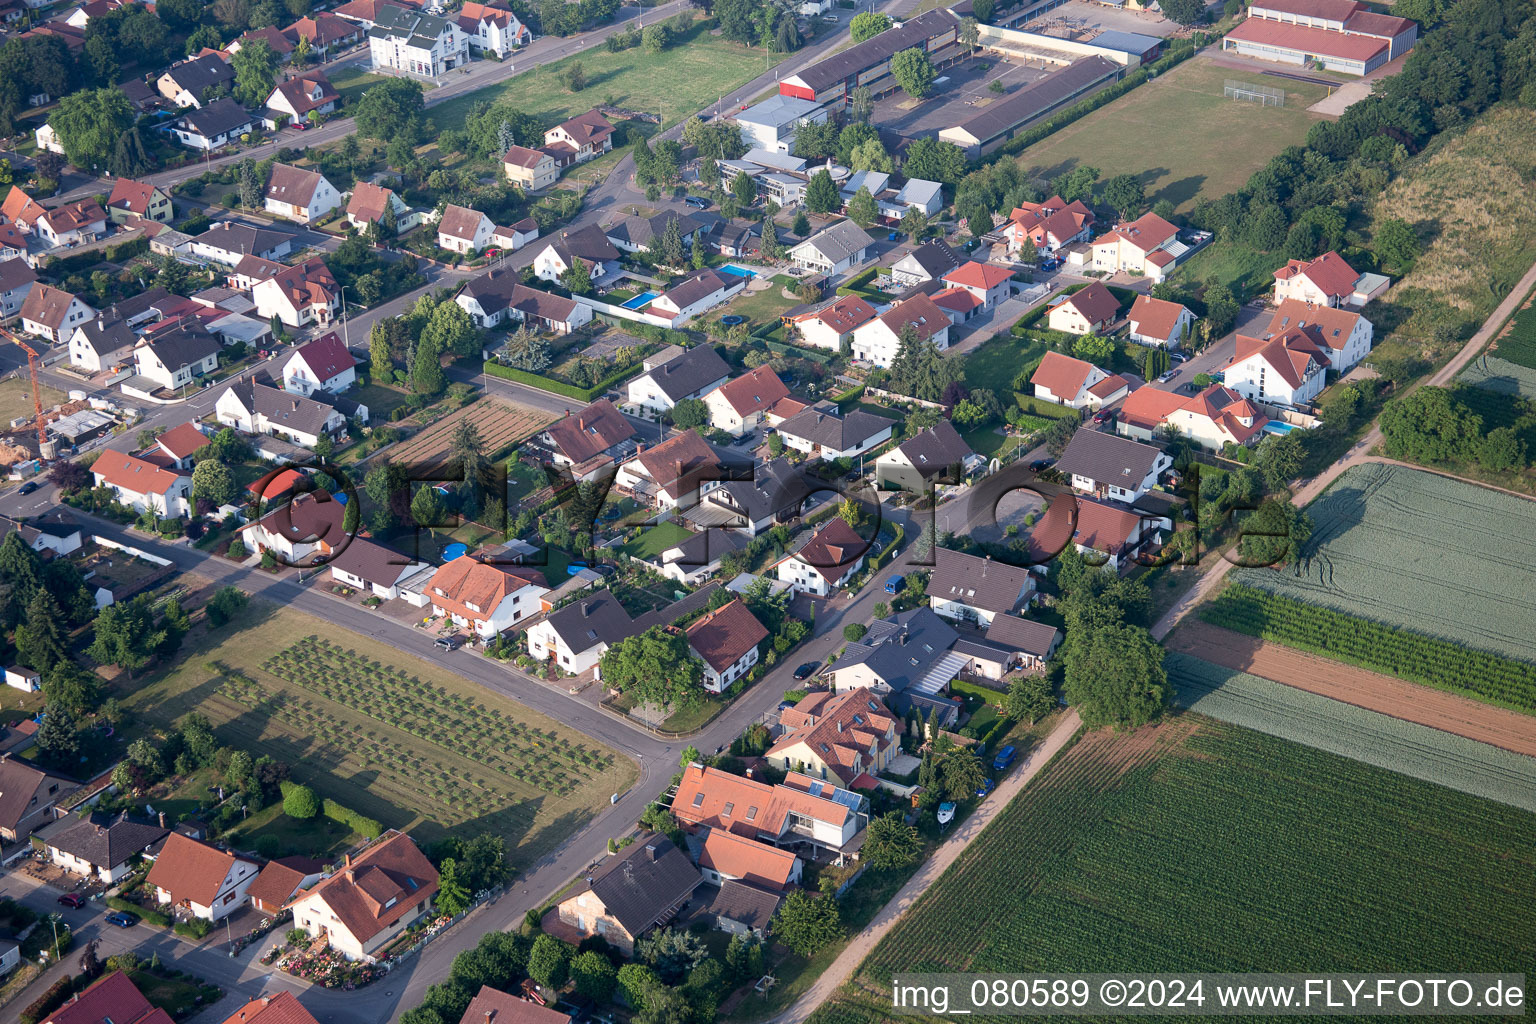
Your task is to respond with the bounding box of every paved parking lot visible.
[870,55,1049,136]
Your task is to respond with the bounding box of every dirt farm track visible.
[1169,621,1536,759]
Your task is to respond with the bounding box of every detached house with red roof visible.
[41,971,173,1024]
[458,0,531,56]
[543,109,615,166]
[1006,195,1095,255]
[457,988,570,1024]
[34,200,107,249]
[20,283,94,342]
[685,598,768,693]
[694,827,801,890]
[426,554,547,638]
[253,257,341,328]
[1265,298,1373,373]
[282,331,356,396]
[614,428,729,510]
[152,421,212,469]
[1029,494,1164,573]
[1272,249,1364,308]
[285,11,362,53]
[1118,382,1270,449]
[1090,212,1183,282]
[766,689,899,788]
[784,293,878,352]
[245,856,326,916]
[703,365,796,435]
[1128,294,1195,349]
[1223,326,1331,407]
[533,399,638,481]
[941,261,1013,310]
[1030,350,1128,410]
[671,762,867,861]
[146,832,259,922]
[263,163,341,224]
[106,179,173,225]
[346,182,418,233]
[263,70,339,128]
[774,517,868,597]
[219,991,322,1024]
[1046,281,1121,336]
[850,292,950,367]
[288,830,439,960]
[91,449,192,517]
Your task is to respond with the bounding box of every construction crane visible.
[0,327,53,460]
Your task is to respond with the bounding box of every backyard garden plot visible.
[383,399,556,470]
[816,717,1536,1023]
[124,606,634,862]
[1167,654,1536,812]
[1237,461,1536,663]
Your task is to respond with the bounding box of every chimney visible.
[345,852,352,868]
[644,842,659,861]
[159,811,166,827]
[345,869,355,883]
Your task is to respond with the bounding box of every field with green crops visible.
[1238,462,1536,663]
[1459,355,1536,399]
[809,718,1536,1024]
[1489,292,1536,370]
[1202,583,1536,715]
[1167,654,1536,812]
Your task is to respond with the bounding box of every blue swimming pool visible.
[719,264,757,279]
[621,291,658,310]
[1263,421,1297,435]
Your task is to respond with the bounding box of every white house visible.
[252,257,340,328]
[170,98,255,151]
[1006,195,1095,255]
[614,428,726,510]
[703,365,795,436]
[940,261,1013,310]
[457,1,532,56]
[878,178,943,219]
[775,405,896,461]
[543,110,615,165]
[345,183,418,233]
[327,538,433,603]
[927,547,1034,627]
[264,163,341,224]
[526,592,634,678]
[437,204,496,254]
[1029,351,1128,410]
[33,123,64,155]
[133,326,222,392]
[0,259,37,318]
[1271,249,1363,308]
[426,555,547,638]
[186,221,294,266]
[625,345,731,415]
[288,831,438,961]
[647,269,741,325]
[1046,281,1120,336]
[1090,211,1182,282]
[33,201,107,249]
[1265,299,1373,373]
[263,70,339,128]
[888,239,963,289]
[1128,294,1195,348]
[789,219,872,276]
[732,94,828,154]
[1055,428,1172,503]
[784,293,877,352]
[502,146,560,191]
[145,833,259,922]
[4,667,40,692]
[1119,383,1270,450]
[456,270,590,332]
[90,449,192,517]
[774,517,867,597]
[155,54,235,108]
[369,5,471,77]
[685,598,768,693]
[239,491,347,563]
[44,812,168,885]
[68,316,136,373]
[1222,328,1330,407]
[531,225,620,283]
[874,421,980,493]
[216,372,364,449]
[850,293,950,367]
[282,331,356,395]
[19,287,94,342]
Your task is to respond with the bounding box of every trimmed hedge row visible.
[44,236,151,276]
[1014,393,1084,420]
[21,975,74,1024]
[764,338,834,364]
[950,677,1007,702]
[323,796,383,840]
[108,896,170,927]
[483,361,600,401]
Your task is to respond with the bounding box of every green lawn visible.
[352,382,412,421]
[961,424,1019,460]
[1010,57,1329,212]
[430,23,790,132]
[621,520,693,560]
[224,800,359,861]
[961,333,1047,391]
[716,280,801,328]
[0,377,67,425]
[1173,237,1284,295]
[331,67,392,108]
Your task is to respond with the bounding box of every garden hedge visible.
[322,797,383,840]
[108,897,169,927]
[764,339,833,364]
[21,975,74,1024]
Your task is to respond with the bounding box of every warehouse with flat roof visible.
[940,56,1124,157]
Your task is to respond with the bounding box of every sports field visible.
[1011,57,1328,212]
[1236,462,1536,664]
[809,717,1536,1023]
[122,603,636,864]
[430,21,787,133]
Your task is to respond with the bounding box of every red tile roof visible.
[787,293,877,333]
[219,992,320,1024]
[1057,281,1120,326]
[92,449,184,496]
[543,399,633,464]
[697,827,798,890]
[247,467,306,499]
[428,555,544,623]
[930,287,981,314]
[270,70,338,116]
[154,422,210,460]
[145,833,251,907]
[458,986,570,1024]
[685,598,768,673]
[942,261,1013,291]
[1226,15,1387,61]
[1030,350,1096,401]
[671,763,850,834]
[106,179,161,216]
[1266,299,1364,353]
[44,972,171,1024]
[20,283,88,330]
[293,330,354,380]
[1272,250,1359,299]
[790,517,868,582]
[1098,212,1179,252]
[244,862,317,912]
[551,109,614,147]
[1128,294,1191,341]
[346,182,397,224]
[1232,327,1330,389]
[630,429,719,502]
[713,365,790,418]
[875,292,948,343]
[1086,374,1129,400]
[1117,385,1187,431]
[1252,0,1360,18]
[292,830,438,944]
[1,187,44,228]
[768,689,895,786]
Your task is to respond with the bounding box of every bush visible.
[21,975,74,1024]
[226,539,247,560]
[174,918,212,940]
[283,782,320,820]
[286,928,308,944]
[322,797,382,839]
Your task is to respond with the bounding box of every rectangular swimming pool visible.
[621,291,658,310]
[1262,421,1297,435]
[718,264,756,279]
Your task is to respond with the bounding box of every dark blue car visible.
[104,911,137,928]
[992,745,1016,772]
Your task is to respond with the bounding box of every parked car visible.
[684,196,710,209]
[104,911,137,928]
[1169,351,1188,363]
[992,745,1016,772]
[433,636,460,651]
[1029,458,1054,472]
[1092,409,1115,424]
[1157,370,1178,384]
[57,892,85,909]
[732,433,756,446]
[884,575,905,595]
[18,481,37,495]
[975,777,995,798]
[793,662,819,680]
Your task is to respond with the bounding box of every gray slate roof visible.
[952,57,1121,146]
[790,9,959,93]
[144,323,221,370]
[706,456,811,523]
[793,219,872,265]
[541,590,634,655]
[191,220,292,258]
[928,547,1033,616]
[1055,428,1165,488]
[605,210,702,250]
[829,606,958,693]
[707,879,781,931]
[775,405,896,451]
[573,834,701,937]
[180,97,253,139]
[984,613,1061,659]
[641,345,731,403]
[72,317,137,358]
[889,420,975,478]
[897,239,963,280]
[45,812,168,868]
[222,372,356,435]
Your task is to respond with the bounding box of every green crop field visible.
[430,23,785,133]
[1488,294,1536,371]
[1237,462,1536,663]
[1202,583,1536,715]
[1009,58,1328,213]
[123,604,636,864]
[1459,354,1536,399]
[810,718,1536,1024]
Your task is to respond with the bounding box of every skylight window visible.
[693,792,705,807]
